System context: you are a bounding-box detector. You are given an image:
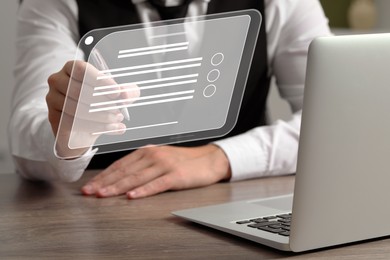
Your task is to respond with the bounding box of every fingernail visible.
[99,188,108,195]
[116,113,124,122]
[99,187,116,198]
[106,123,121,131]
[82,185,93,195]
[127,190,138,199]
[109,113,124,123]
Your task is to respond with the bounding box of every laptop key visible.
[236,220,251,224]
[278,231,290,236]
[281,226,290,231]
[277,219,291,224]
[268,224,284,229]
[258,227,285,234]
[248,222,269,228]
[281,222,291,227]
[263,216,278,220]
[247,221,280,228]
[249,218,267,223]
[276,214,291,219]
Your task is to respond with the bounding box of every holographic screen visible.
[54,10,261,159]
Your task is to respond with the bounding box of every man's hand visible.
[46,60,138,158]
[81,144,232,199]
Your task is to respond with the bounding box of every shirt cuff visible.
[50,148,97,182]
[42,122,96,182]
[214,133,269,182]
[14,148,97,183]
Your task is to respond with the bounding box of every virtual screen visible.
[55,10,261,159]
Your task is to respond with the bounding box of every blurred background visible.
[0,0,389,174]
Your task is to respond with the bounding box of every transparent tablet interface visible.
[55,10,261,158]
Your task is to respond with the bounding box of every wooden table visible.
[1,171,390,259]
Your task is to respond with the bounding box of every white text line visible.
[118,46,188,59]
[91,90,195,107]
[94,74,199,91]
[150,32,186,39]
[89,96,194,113]
[119,42,188,54]
[93,80,197,97]
[97,63,201,80]
[99,57,203,74]
[92,121,179,135]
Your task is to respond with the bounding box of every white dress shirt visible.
[8,0,331,182]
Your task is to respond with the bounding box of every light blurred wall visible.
[376,0,390,29]
[0,1,18,173]
[320,0,390,30]
[320,0,352,28]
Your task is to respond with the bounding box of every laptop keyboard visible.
[236,213,292,236]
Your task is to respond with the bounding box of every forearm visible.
[12,154,94,183]
[214,111,301,181]
[8,98,96,182]
[9,0,91,181]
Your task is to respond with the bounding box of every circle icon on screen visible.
[203,84,217,98]
[207,69,220,83]
[211,53,224,66]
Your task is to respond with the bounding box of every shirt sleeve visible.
[8,0,95,182]
[214,0,332,181]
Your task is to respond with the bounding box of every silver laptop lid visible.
[290,33,390,252]
[173,33,390,253]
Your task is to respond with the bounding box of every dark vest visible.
[75,0,271,168]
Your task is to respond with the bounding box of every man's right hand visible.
[46,60,139,159]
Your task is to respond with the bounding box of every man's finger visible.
[127,174,173,199]
[82,149,149,195]
[95,166,164,198]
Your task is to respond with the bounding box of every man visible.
[9,0,331,199]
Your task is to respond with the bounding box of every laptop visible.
[172,33,390,252]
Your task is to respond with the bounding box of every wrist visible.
[208,144,232,181]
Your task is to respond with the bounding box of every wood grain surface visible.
[1,171,389,259]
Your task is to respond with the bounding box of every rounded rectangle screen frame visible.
[55,9,262,157]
